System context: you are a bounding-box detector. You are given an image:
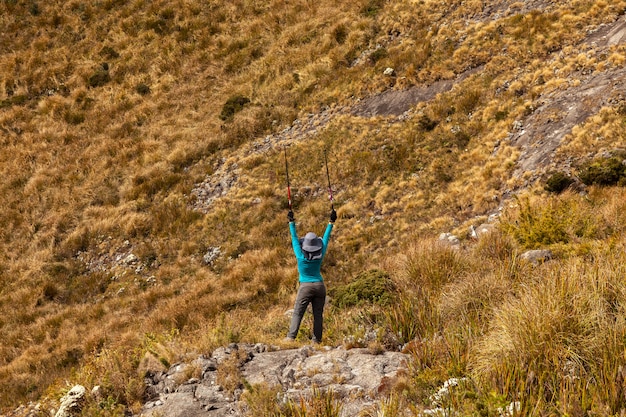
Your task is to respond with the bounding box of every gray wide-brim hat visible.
[300,232,323,252]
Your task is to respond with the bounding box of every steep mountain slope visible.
[2,0,626,415]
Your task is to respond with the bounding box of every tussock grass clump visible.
[384,295,437,346]
[471,228,517,262]
[243,384,342,417]
[73,335,157,414]
[470,254,626,414]
[397,240,470,292]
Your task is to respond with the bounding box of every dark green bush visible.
[361,0,385,16]
[578,157,626,186]
[500,197,571,249]
[64,110,85,125]
[100,45,120,59]
[545,172,573,193]
[88,68,110,88]
[417,114,438,131]
[30,2,40,16]
[0,94,28,108]
[332,269,396,308]
[136,83,151,95]
[369,47,388,64]
[332,24,348,44]
[219,95,250,121]
[494,110,509,121]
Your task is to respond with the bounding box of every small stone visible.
[203,247,221,265]
[123,254,138,264]
[520,249,553,265]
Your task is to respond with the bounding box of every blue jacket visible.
[289,222,333,283]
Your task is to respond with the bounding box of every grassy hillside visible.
[3,0,626,415]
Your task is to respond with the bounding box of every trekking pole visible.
[284,146,292,211]
[324,149,334,210]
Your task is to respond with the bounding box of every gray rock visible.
[520,249,553,265]
[55,385,86,417]
[136,344,410,417]
[439,232,460,247]
[475,223,495,237]
[202,247,221,265]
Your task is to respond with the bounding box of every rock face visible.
[510,18,626,180]
[137,343,409,417]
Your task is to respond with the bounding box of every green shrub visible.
[0,94,29,108]
[418,113,438,131]
[88,68,110,88]
[494,110,509,121]
[369,47,388,64]
[332,269,396,308]
[220,95,251,121]
[332,24,348,45]
[500,197,571,248]
[100,45,120,59]
[136,83,151,95]
[361,0,385,16]
[578,157,626,186]
[545,172,574,193]
[64,110,85,125]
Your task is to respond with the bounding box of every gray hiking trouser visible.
[287,281,326,342]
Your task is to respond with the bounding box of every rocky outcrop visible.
[510,17,626,181]
[191,160,240,214]
[54,385,86,417]
[138,343,409,417]
[351,66,483,118]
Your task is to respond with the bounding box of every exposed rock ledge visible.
[138,343,410,417]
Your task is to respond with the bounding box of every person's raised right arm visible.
[289,216,303,259]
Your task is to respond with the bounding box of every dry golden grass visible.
[2,0,626,414]
[470,251,626,414]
